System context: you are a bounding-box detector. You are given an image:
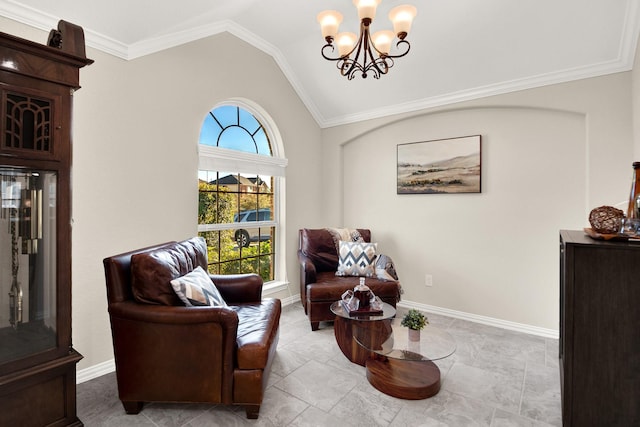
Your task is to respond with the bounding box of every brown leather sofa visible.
[298,228,401,331]
[103,237,281,419]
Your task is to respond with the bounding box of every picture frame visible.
[397,135,482,194]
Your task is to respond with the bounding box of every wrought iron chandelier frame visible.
[321,18,410,80]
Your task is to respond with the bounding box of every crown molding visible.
[126,20,230,60]
[2,0,638,129]
[318,0,640,128]
[124,19,326,126]
[319,57,635,128]
[0,0,129,58]
[0,0,56,33]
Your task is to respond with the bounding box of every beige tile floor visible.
[77,303,561,426]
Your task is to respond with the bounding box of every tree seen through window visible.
[198,105,275,281]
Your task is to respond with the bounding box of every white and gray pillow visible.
[170,266,227,307]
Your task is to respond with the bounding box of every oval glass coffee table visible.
[354,317,456,399]
[330,300,396,366]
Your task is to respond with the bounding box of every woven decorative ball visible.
[589,206,624,234]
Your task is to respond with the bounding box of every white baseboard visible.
[280,294,300,306]
[77,358,115,384]
[397,300,559,339]
[262,280,289,296]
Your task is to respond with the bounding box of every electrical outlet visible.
[425,274,433,287]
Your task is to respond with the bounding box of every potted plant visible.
[401,309,428,341]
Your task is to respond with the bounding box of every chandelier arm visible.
[362,29,390,79]
[321,43,339,61]
[361,24,373,77]
[363,56,392,79]
[341,20,369,78]
[318,9,413,79]
[384,39,411,59]
[343,58,364,80]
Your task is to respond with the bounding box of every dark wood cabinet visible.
[0,22,92,426]
[559,230,640,426]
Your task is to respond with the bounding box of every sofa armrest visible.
[108,301,238,404]
[109,300,239,326]
[298,251,317,285]
[298,251,317,307]
[210,273,263,304]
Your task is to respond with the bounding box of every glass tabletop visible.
[355,318,456,362]
[330,300,396,321]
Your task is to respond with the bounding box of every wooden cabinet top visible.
[0,21,93,88]
[560,229,640,251]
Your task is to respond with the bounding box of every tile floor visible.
[77,303,562,426]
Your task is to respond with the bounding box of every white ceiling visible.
[2,0,639,128]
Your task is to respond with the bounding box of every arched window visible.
[198,100,287,289]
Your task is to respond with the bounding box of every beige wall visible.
[1,17,323,370]
[1,15,636,370]
[321,72,633,331]
[633,31,640,159]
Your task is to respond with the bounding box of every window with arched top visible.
[198,101,287,287]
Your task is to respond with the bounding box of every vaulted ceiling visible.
[2,0,638,127]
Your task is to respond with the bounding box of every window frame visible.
[197,99,288,294]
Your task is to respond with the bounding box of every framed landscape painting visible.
[397,135,481,194]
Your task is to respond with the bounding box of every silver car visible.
[234,208,272,247]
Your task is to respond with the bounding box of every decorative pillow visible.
[131,237,208,306]
[170,266,227,307]
[336,240,377,277]
[326,227,364,255]
[375,253,399,281]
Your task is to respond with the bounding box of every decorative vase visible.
[408,328,420,342]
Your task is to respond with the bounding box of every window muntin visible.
[198,105,278,283]
[199,105,271,156]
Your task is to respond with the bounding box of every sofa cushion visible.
[232,299,282,369]
[131,237,208,305]
[336,240,377,277]
[299,228,371,272]
[326,228,364,255]
[307,272,400,302]
[170,266,227,307]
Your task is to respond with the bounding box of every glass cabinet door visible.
[0,167,57,364]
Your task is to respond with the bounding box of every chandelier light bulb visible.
[318,1,416,79]
[317,10,343,41]
[336,32,357,57]
[353,0,381,21]
[389,5,417,38]
[372,30,395,56]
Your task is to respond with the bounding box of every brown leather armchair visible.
[103,237,281,419]
[298,228,401,331]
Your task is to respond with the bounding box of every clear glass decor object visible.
[0,168,57,363]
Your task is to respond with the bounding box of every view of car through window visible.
[233,208,272,247]
[198,104,277,281]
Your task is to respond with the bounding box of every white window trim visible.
[198,145,287,177]
[197,98,288,288]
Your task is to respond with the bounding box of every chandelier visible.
[317,0,417,80]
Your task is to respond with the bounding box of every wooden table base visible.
[365,357,441,399]
[334,316,393,366]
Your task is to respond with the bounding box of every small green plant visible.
[401,309,428,331]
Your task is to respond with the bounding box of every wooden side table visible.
[330,301,396,366]
[355,318,456,399]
